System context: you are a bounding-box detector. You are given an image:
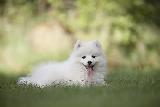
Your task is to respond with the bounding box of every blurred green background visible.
[0,1,160,107]
[0,0,160,75]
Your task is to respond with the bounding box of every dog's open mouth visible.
[83,65,94,79]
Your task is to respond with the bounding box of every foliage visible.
[0,0,160,73]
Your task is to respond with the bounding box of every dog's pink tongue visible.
[87,67,94,80]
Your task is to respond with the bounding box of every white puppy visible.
[18,40,107,87]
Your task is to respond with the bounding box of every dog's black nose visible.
[88,61,92,65]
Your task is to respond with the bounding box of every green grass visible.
[0,69,160,107]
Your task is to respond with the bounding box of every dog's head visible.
[71,40,106,71]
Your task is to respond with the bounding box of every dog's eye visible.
[82,56,86,59]
[92,55,96,58]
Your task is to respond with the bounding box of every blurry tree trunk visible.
[38,0,48,14]
[63,0,75,10]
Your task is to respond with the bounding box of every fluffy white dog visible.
[18,40,107,87]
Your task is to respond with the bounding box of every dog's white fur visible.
[18,40,107,87]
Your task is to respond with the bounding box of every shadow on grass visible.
[0,69,160,107]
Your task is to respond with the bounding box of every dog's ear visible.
[94,40,101,48]
[74,40,82,49]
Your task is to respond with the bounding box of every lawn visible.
[0,69,160,107]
